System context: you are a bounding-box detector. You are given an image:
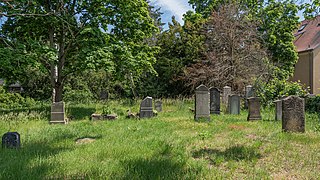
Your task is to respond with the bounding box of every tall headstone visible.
[228,95,240,115]
[223,86,231,104]
[154,100,162,112]
[195,85,210,121]
[140,96,153,118]
[209,87,221,114]
[244,85,254,109]
[282,96,305,133]
[2,132,20,149]
[50,101,67,124]
[274,100,282,121]
[247,97,261,120]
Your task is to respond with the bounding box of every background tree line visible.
[0,0,317,105]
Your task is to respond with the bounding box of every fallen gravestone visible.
[282,96,305,133]
[50,101,67,124]
[247,97,261,120]
[2,132,20,149]
[228,94,240,115]
[140,96,153,118]
[154,100,162,112]
[209,87,220,114]
[195,85,210,121]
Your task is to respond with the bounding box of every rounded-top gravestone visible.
[195,85,210,121]
[282,96,305,133]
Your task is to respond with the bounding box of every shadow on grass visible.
[0,141,71,179]
[192,145,261,165]
[118,143,201,179]
[67,106,96,121]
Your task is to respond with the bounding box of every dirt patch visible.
[228,124,246,130]
[75,138,96,144]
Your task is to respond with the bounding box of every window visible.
[298,24,307,32]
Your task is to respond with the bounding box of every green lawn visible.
[0,99,319,179]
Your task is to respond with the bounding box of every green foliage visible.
[305,95,320,114]
[0,87,37,109]
[255,73,308,106]
[64,90,94,104]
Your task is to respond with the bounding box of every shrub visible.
[305,95,320,113]
[0,86,37,109]
[63,89,94,103]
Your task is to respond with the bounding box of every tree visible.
[0,0,157,102]
[181,3,269,92]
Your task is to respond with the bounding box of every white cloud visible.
[151,0,193,23]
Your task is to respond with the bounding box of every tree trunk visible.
[54,82,63,102]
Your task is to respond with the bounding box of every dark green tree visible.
[0,0,157,102]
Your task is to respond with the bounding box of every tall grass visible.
[0,99,319,179]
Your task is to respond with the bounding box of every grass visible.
[0,99,320,179]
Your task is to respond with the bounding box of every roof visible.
[294,15,320,53]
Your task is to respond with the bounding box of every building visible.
[291,15,320,94]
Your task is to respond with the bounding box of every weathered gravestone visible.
[247,97,261,120]
[223,86,231,104]
[50,101,67,124]
[209,87,221,114]
[244,85,254,109]
[195,85,210,121]
[228,95,240,115]
[274,100,282,121]
[154,100,162,112]
[282,96,305,133]
[2,132,20,149]
[140,96,153,118]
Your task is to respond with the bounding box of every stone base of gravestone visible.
[274,100,282,121]
[282,96,305,133]
[2,132,20,149]
[247,97,261,121]
[140,97,153,118]
[50,102,68,124]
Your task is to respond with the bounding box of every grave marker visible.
[282,96,305,133]
[140,96,153,118]
[228,95,240,115]
[50,101,67,124]
[2,132,20,149]
[195,85,210,121]
[209,87,220,114]
[247,97,261,120]
[223,86,231,104]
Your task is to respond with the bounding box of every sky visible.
[150,0,194,28]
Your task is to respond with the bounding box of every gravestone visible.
[244,85,254,109]
[228,95,240,115]
[247,97,261,120]
[154,100,162,112]
[140,96,153,118]
[209,87,221,114]
[2,132,20,149]
[282,96,305,133]
[274,100,282,121]
[195,85,210,121]
[223,86,231,104]
[50,101,67,124]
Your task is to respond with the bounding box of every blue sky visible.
[150,0,194,27]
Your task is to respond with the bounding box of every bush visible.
[305,95,320,113]
[255,78,308,106]
[0,86,37,109]
[64,89,94,103]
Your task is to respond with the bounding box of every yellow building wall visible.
[313,47,320,94]
[291,51,312,92]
